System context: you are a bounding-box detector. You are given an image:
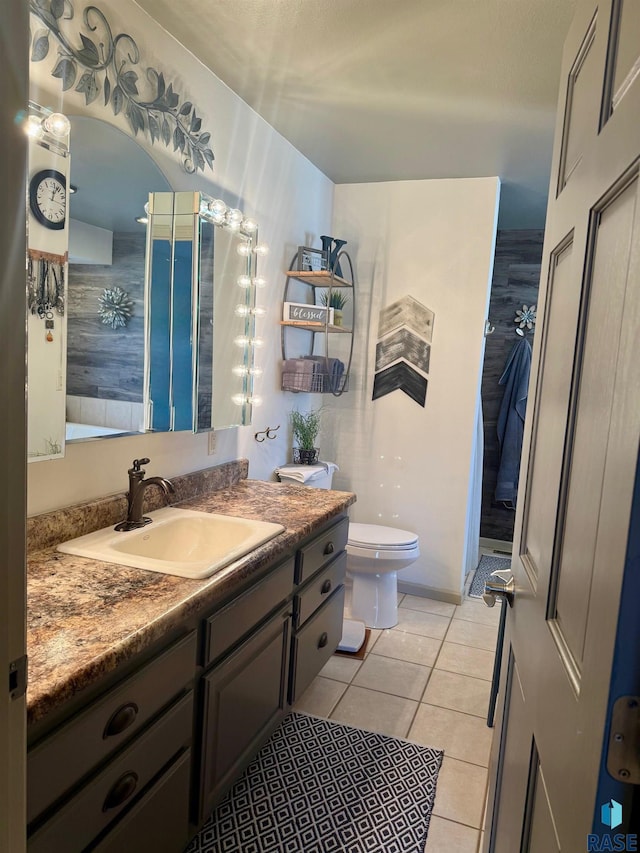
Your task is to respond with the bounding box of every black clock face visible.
[29,169,67,230]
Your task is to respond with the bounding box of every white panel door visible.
[486,0,640,849]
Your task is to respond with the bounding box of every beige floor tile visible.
[409,704,493,767]
[395,607,451,640]
[422,669,491,718]
[373,629,442,667]
[436,642,495,681]
[423,816,480,853]
[402,595,457,618]
[397,592,405,606]
[319,655,363,683]
[330,684,418,739]
[293,676,347,718]
[432,757,488,828]
[454,599,502,627]
[365,628,382,655]
[352,653,431,700]
[446,619,499,652]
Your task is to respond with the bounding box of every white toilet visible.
[276,463,420,629]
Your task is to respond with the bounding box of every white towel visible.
[276,461,339,484]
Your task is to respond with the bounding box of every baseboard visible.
[479,537,513,555]
[397,581,462,606]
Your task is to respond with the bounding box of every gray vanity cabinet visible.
[26,512,351,851]
[27,632,197,852]
[289,517,349,704]
[198,605,292,819]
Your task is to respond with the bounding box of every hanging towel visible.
[495,337,532,508]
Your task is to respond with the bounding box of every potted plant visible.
[290,408,322,464]
[319,289,350,327]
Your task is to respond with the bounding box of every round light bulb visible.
[228,208,243,223]
[253,276,267,288]
[209,199,227,217]
[43,112,70,137]
[251,337,264,348]
[26,115,43,138]
[242,218,258,233]
[232,365,249,377]
[227,219,241,232]
[234,304,250,316]
[237,275,252,288]
[232,394,247,406]
[254,242,269,257]
[234,335,249,347]
[248,395,263,407]
[236,242,252,257]
[252,306,266,317]
[249,366,263,377]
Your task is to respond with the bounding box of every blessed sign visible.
[283,302,334,324]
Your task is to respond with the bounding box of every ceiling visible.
[135,0,576,228]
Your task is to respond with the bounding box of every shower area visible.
[480,229,544,546]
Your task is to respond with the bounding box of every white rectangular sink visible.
[57,507,285,579]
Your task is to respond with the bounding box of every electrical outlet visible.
[207,431,216,455]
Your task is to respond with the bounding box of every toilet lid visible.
[348,523,418,549]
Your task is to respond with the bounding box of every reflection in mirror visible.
[145,192,264,432]
[26,102,70,462]
[66,116,172,442]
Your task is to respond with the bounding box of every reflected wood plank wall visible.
[67,233,145,402]
[481,229,543,543]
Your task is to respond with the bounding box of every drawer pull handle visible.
[323,542,335,556]
[318,632,329,649]
[321,579,332,595]
[103,702,139,739]
[102,771,138,811]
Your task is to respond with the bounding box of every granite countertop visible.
[27,479,355,725]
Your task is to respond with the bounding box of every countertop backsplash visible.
[27,458,249,553]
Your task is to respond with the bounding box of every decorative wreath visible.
[98,287,134,329]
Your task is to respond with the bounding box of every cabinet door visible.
[199,606,291,820]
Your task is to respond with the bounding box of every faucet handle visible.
[131,458,150,472]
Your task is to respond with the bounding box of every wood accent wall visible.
[67,233,145,402]
[480,229,543,543]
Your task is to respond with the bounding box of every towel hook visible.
[485,320,495,336]
[255,425,280,442]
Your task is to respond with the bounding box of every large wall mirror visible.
[27,113,262,461]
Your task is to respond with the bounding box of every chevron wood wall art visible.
[372,362,428,406]
[375,327,431,373]
[372,295,434,407]
[378,295,434,342]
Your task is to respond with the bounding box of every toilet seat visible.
[348,522,418,550]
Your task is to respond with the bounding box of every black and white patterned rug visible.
[469,554,511,598]
[186,712,443,853]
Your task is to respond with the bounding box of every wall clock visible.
[29,169,67,230]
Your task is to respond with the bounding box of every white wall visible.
[326,178,499,600]
[27,0,333,514]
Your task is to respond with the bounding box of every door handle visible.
[483,569,515,608]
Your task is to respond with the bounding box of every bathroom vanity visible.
[25,463,354,852]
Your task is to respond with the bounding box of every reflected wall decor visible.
[372,295,434,407]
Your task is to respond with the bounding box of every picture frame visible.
[296,246,328,272]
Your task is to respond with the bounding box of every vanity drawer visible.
[28,630,197,824]
[91,750,191,853]
[290,585,345,704]
[28,691,193,853]
[294,551,346,629]
[295,516,349,584]
[204,556,294,666]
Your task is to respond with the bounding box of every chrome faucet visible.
[115,458,175,532]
